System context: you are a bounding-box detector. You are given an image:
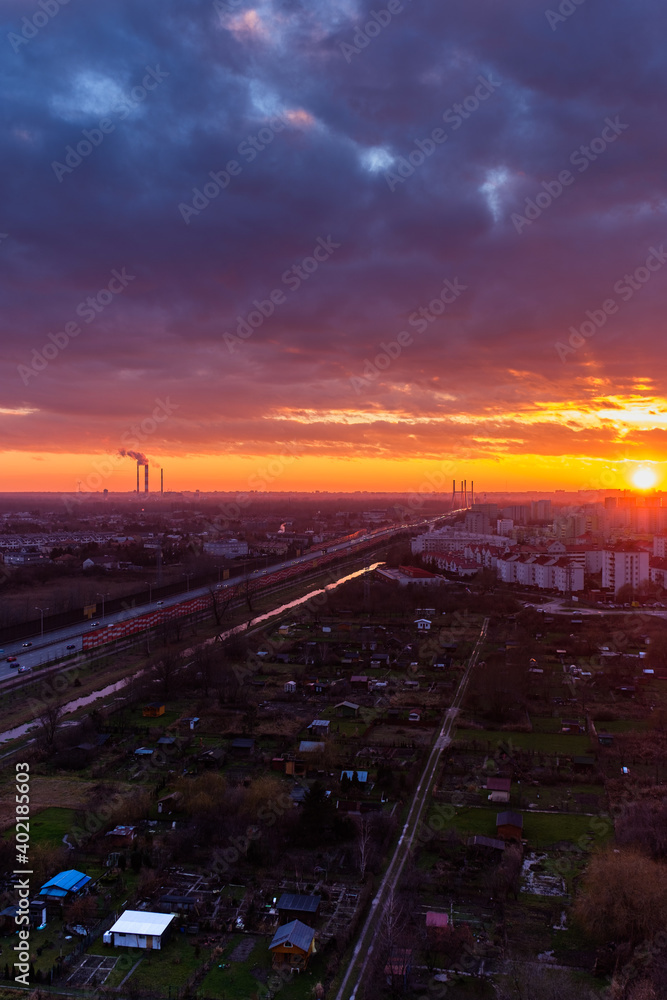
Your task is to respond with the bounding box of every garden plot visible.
[67,955,118,988]
[521,852,567,897]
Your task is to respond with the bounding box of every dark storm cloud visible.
[2,0,667,461]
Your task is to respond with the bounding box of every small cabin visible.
[269,920,315,972]
[335,701,359,718]
[143,702,165,718]
[496,811,523,843]
[276,893,321,924]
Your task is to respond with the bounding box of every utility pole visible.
[35,606,49,637]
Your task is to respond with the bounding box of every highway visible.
[334,617,490,1000]
[0,516,449,682]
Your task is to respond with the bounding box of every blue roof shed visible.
[39,870,91,898]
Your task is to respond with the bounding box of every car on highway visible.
[9,661,20,668]
[6,655,17,662]
[22,642,32,647]
[18,665,32,673]
[90,622,99,627]
[156,600,164,605]
[66,644,76,650]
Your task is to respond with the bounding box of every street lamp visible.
[34,606,49,637]
[183,573,193,593]
[144,581,153,603]
[96,592,110,621]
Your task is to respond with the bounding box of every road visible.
[335,617,490,1000]
[0,514,459,682]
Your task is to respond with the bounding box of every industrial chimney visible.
[144,465,149,493]
[160,468,164,494]
[136,460,140,494]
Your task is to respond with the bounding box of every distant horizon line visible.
[0,488,659,498]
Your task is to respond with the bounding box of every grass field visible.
[200,934,326,1000]
[530,716,566,733]
[428,804,610,848]
[102,934,210,993]
[597,719,648,733]
[26,805,77,847]
[454,729,593,755]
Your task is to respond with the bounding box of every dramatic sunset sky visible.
[2,0,667,493]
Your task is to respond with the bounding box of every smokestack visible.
[161,468,164,493]
[471,481,474,505]
[136,461,140,494]
[144,465,149,493]
[452,479,456,509]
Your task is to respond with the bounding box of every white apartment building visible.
[203,538,249,558]
[412,527,510,556]
[496,554,584,592]
[654,536,667,558]
[602,549,649,593]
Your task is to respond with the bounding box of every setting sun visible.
[632,466,658,490]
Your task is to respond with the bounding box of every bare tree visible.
[355,816,373,880]
[151,649,180,697]
[573,846,667,949]
[38,700,64,751]
[493,844,523,903]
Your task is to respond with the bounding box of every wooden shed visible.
[496,811,523,843]
[143,702,165,718]
[269,920,315,971]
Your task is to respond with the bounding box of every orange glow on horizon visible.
[1,450,665,495]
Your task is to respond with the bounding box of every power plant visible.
[136,459,149,494]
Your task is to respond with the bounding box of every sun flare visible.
[632,466,657,490]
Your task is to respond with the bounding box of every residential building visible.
[602,549,650,592]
